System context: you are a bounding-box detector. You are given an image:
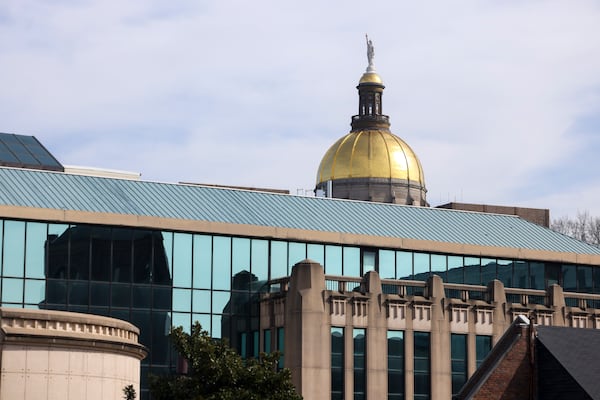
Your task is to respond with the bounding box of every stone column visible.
[284,259,329,400]
[548,284,566,326]
[428,274,451,400]
[363,271,387,399]
[488,280,508,343]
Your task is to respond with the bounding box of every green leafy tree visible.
[123,384,136,400]
[150,322,302,400]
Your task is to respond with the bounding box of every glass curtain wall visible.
[331,327,345,400]
[475,335,492,368]
[354,328,366,400]
[0,217,595,398]
[451,334,467,395]
[387,330,404,400]
[413,332,430,400]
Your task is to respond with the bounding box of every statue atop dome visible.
[366,34,375,72]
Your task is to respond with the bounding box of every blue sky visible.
[1,1,599,219]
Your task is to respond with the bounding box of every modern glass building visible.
[1,43,599,399]
[1,165,600,399]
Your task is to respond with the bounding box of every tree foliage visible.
[150,322,302,400]
[123,384,136,400]
[551,211,600,246]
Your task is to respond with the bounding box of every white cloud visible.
[1,0,599,219]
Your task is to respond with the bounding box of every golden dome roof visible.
[359,72,383,85]
[316,129,425,185]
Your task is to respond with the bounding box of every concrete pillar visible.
[284,259,329,400]
[488,280,508,344]
[363,271,387,400]
[548,284,566,326]
[428,274,451,399]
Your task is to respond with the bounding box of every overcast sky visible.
[1,1,599,219]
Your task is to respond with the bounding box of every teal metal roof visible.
[0,166,599,255]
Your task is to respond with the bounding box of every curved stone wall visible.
[0,308,147,400]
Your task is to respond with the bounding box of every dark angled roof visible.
[0,132,63,172]
[1,167,600,258]
[536,326,600,399]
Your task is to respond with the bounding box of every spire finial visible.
[366,34,375,72]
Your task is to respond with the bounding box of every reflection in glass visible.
[212,315,222,338]
[192,313,211,335]
[481,258,497,285]
[379,250,395,279]
[414,331,430,400]
[112,228,132,283]
[388,330,404,400]
[430,254,446,281]
[251,239,268,281]
[362,250,376,274]
[213,236,231,290]
[578,265,593,292]
[173,233,192,288]
[112,283,131,308]
[192,289,211,313]
[24,279,45,305]
[25,222,46,279]
[397,251,412,279]
[263,329,272,353]
[173,288,192,312]
[3,220,25,277]
[153,286,172,310]
[476,335,492,367]
[331,327,344,400]
[325,245,343,276]
[270,241,288,278]
[496,259,513,287]
[193,235,212,289]
[446,256,464,284]
[464,257,481,285]
[289,242,306,267]
[90,282,110,306]
[451,334,467,395]
[561,264,576,291]
[212,291,231,314]
[343,247,360,276]
[354,328,366,400]
[513,261,528,288]
[162,232,174,279]
[307,244,325,265]
[232,237,250,276]
[172,312,191,333]
[277,327,285,369]
[529,262,545,290]
[2,277,23,303]
[413,253,430,280]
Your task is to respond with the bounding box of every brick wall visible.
[472,325,532,400]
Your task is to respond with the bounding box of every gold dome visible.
[316,129,425,185]
[359,72,383,85]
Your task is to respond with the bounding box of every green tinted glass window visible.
[325,245,343,276]
[270,241,288,278]
[3,220,25,277]
[193,235,212,289]
[251,239,268,281]
[25,222,46,279]
[173,233,193,288]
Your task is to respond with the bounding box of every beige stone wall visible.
[261,261,600,400]
[0,308,147,400]
[0,345,141,400]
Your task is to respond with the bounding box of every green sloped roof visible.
[0,166,599,255]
